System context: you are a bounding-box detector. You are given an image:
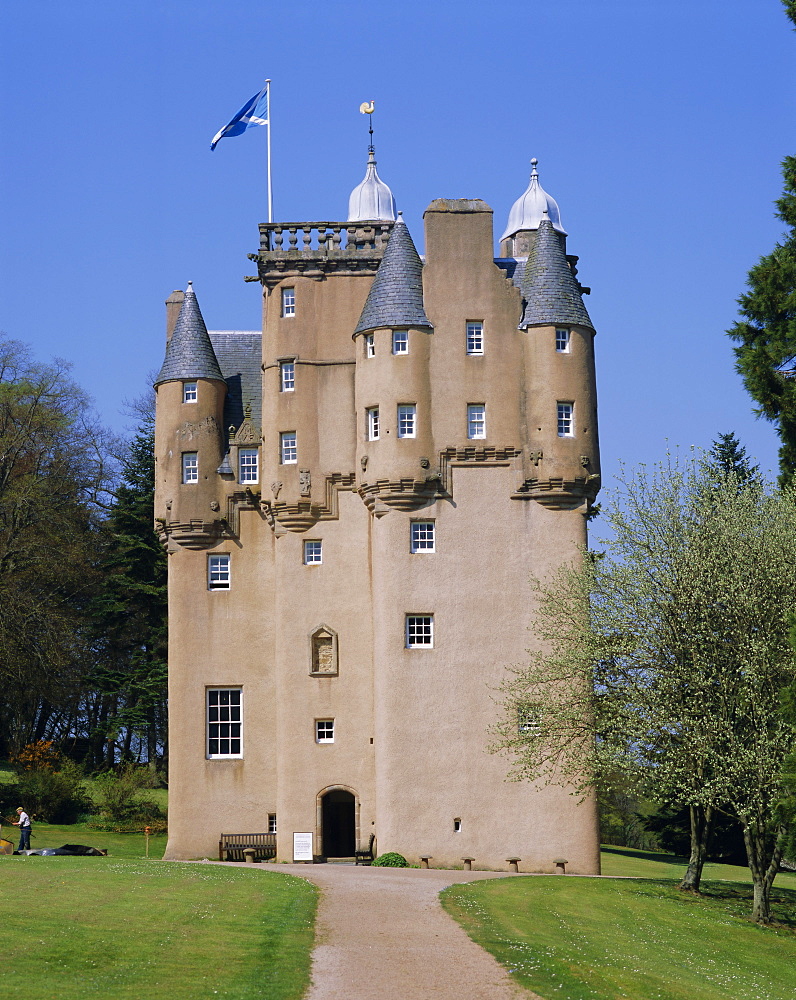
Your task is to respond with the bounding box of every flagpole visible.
[266,79,273,223]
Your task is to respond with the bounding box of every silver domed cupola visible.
[348,149,397,223]
[500,158,567,252]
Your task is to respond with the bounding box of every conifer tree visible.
[728,6,796,483]
[90,410,167,769]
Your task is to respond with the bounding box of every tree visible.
[88,401,167,770]
[728,5,796,485]
[492,455,796,923]
[0,336,117,756]
[703,431,760,484]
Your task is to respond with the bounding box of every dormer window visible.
[238,448,259,484]
[183,382,198,403]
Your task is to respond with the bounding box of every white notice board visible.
[293,832,313,862]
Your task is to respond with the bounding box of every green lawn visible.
[1,820,168,859]
[442,857,796,1000]
[0,857,317,1000]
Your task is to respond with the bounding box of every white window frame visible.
[206,688,243,759]
[183,381,198,403]
[467,403,486,440]
[315,719,335,743]
[182,452,198,484]
[410,521,435,553]
[268,814,277,834]
[466,322,484,356]
[392,330,409,355]
[208,553,231,590]
[238,448,259,484]
[405,615,434,648]
[304,540,322,565]
[367,406,380,441]
[397,404,416,439]
[281,287,296,317]
[280,361,295,391]
[556,328,571,353]
[557,402,574,438]
[365,333,375,358]
[280,431,297,464]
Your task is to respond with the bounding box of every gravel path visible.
[296,864,538,1000]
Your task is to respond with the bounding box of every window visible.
[453,818,462,833]
[315,719,335,743]
[281,287,295,317]
[392,330,409,355]
[304,540,322,565]
[466,322,484,355]
[207,688,242,758]
[410,521,435,553]
[518,707,541,735]
[367,406,380,441]
[467,404,486,440]
[365,333,375,358]
[280,361,295,391]
[557,402,574,437]
[556,328,571,353]
[397,404,416,439]
[239,448,259,484]
[406,615,434,648]
[268,814,277,834]
[208,554,230,590]
[182,452,198,484]
[280,431,297,464]
[183,381,197,403]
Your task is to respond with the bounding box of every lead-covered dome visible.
[500,158,567,242]
[348,149,397,222]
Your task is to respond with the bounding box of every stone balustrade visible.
[258,221,393,254]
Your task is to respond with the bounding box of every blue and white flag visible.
[211,85,269,151]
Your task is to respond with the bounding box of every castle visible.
[154,148,602,870]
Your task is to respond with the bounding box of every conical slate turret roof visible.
[519,216,593,331]
[348,149,397,222]
[354,215,432,335]
[154,283,225,386]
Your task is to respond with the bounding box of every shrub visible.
[14,759,90,823]
[372,852,408,867]
[89,764,166,832]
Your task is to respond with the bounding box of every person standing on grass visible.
[13,807,31,851]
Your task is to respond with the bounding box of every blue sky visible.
[1,0,794,486]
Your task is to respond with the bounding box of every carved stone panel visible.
[310,625,338,676]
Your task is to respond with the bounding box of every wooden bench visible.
[218,833,276,862]
[354,833,376,866]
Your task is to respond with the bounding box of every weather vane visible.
[360,100,375,152]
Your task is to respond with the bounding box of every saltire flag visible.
[211,85,269,151]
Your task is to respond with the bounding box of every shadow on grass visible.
[695,881,796,929]
[602,845,688,865]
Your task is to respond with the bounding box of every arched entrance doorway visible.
[320,788,356,858]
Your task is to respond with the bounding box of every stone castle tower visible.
[154,151,601,870]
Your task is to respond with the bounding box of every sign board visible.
[293,832,313,862]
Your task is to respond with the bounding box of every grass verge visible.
[0,857,317,1000]
[442,875,796,1000]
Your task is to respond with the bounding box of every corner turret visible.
[154,284,228,548]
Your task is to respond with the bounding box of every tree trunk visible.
[742,816,784,924]
[679,804,713,893]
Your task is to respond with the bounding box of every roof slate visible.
[208,331,263,431]
[353,217,432,335]
[154,284,225,385]
[519,219,594,331]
